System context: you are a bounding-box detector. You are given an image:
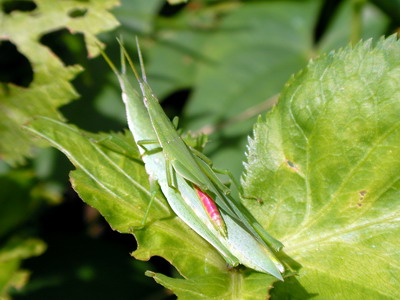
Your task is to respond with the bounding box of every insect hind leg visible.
[140,177,159,227]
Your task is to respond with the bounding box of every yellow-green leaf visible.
[243,36,400,299]
[26,117,277,299]
[0,0,119,165]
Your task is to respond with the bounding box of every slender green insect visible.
[126,39,283,248]
[100,40,285,280]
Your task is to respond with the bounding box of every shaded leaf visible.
[113,0,164,35]
[147,270,273,300]
[146,2,230,98]
[184,0,322,179]
[10,235,164,299]
[0,238,46,299]
[0,170,44,238]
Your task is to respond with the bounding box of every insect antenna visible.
[135,37,147,83]
[97,43,119,76]
[118,36,126,75]
[116,38,141,83]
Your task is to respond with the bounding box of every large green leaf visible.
[146,2,237,98]
[113,0,164,35]
[183,0,322,180]
[0,0,119,165]
[243,36,400,298]
[26,118,277,299]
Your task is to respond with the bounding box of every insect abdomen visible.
[195,186,227,237]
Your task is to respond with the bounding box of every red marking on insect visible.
[195,186,227,237]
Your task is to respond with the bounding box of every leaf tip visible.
[145,270,156,278]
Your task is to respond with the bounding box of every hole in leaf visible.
[357,190,367,207]
[68,8,88,18]
[149,256,177,278]
[0,40,33,87]
[39,29,87,66]
[287,160,295,168]
[2,0,37,14]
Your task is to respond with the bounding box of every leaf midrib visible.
[297,261,397,298]
[286,212,400,256]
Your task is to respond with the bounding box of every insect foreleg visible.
[137,139,162,155]
[137,139,159,146]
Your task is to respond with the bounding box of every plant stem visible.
[198,94,279,135]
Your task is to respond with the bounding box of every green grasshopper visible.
[100,40,285,280]
[126,40,283,249]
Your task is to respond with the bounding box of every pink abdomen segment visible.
[195,186,227,237]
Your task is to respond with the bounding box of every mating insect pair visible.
[100,39,285,280]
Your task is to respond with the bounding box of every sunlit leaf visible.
[0,238,46,299]
[26,118,277,299]
[243,36,400,299]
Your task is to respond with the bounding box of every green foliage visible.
[0,0,119,165]
[184,0,321,178]
[1,0,399,298]
[243,36,400,299]
[141,0,391,181]
[0,170,43,237]
[0,170,50,299]
[112,0,164,35]
[26,118,277,299]
[26,35,400,298]
[0,0,119,298]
